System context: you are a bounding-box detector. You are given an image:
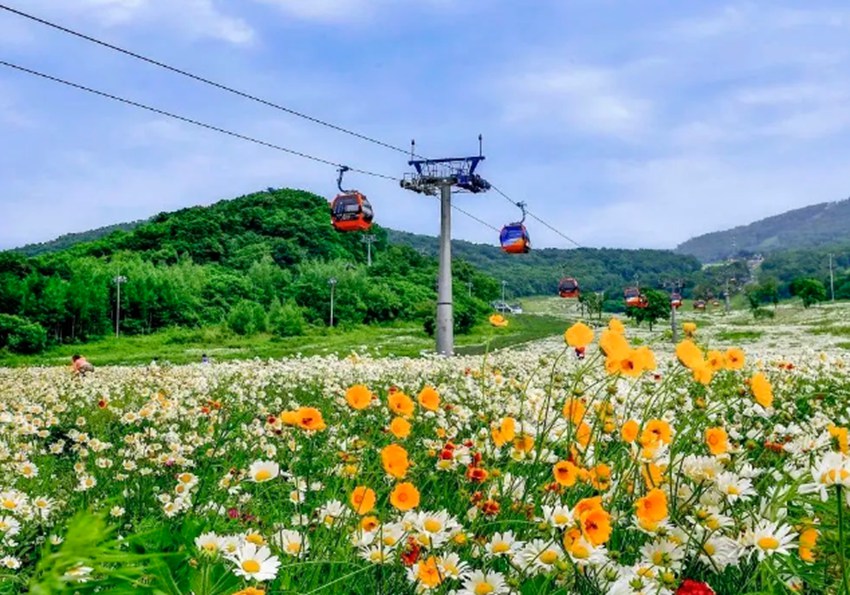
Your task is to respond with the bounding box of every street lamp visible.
[501,280,507,304]
[328,277,337,327]
[113,275,127,338]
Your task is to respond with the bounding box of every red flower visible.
[400,537,421,566]
[676,579,715,595]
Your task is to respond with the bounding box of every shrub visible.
[0,314,48,354]
[269,301,306,337]
[227,301,267,336]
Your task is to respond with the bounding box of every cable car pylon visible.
[401,136,491,356]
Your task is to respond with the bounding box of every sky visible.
[1,0,850,251]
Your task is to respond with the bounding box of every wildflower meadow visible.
[0,318,848,594]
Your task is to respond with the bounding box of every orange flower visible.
[706,350,725,371]
[682,322,697,336]
[705,427,728,455]
[381,444,410,479]
[232,588,266,595]
[640,419,672,446]
[280,410,299,426]
[390,482,420,511]
[489,314,508,327]
[296,407,326,431]
[415,556,442,588]
[345,385,373,410]
[417,386,440,412]
[553,460,579,487]
[692,362,714,385]
[617,350,643,377]
[565,322,594,348]
[350,486,376,515]
[573,496,603,518]
[580,507,612,546]
[751,372,773,408]
[491,417,516,447]
[828,425,849,454]
[388,392,415,418]
[621,420,640,443]
[635,346,656,371]
[642,463,665,488]
[360,515,380,532]
[724,347,745,370]
[599,330,629,359]
[635,488,668,524]
[389,417,412,439]
[676,340,704,370]
[799,528,818,563]
[575,422,593,448]
[608,318,625,334]
[563,398,587,425]
[513,434,534,453]
[589,463,612,491]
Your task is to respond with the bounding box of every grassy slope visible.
[0,313,567,367]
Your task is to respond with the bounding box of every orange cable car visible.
[625,287,648,309]
[558,277,580,299]
[671,292,683,309]
[330,166,373,232]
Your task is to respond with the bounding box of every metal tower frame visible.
[400,139,491,355]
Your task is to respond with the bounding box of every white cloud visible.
[497,62,651,139]
[8,0,255,45]
[251,0,462,24]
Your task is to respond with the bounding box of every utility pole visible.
[361,234,376,266]
[829,253,835,301]
[501,280,507,304]
[724,278,734,314]
[664,280,682,343]
[113,275,127,338]
[467,280,473,297]
[328,277,337,327]
[401,138,490,355]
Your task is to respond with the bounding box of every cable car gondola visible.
[671,292,682,309]
[624,287,648,309]
[330,166,373,232]
[693,300,706,310]
[558,277,580,299]
[500,201,531,254]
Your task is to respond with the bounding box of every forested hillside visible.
[13,220,146,257]
[676,197,850,262]
[0,188,499,354]
[387,229,703,306]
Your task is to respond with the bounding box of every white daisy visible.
[225,542,281,582]
[272,528,309,557]
[456,570,509,595]
[248,460,280,483]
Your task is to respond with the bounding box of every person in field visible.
[71,354,94,376]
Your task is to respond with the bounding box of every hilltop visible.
[676,196,850,263]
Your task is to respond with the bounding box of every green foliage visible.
[790,277,828,308]
[624,289,669,331]
[268,299,306,337]
[578,291,604,319]
[227,300,267,335]
[0,313,48,354]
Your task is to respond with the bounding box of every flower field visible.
[0,318,849,594]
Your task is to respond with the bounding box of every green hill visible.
[13,220,147,257]
[676,197,850,263]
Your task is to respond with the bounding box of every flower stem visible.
[838,485,849,595]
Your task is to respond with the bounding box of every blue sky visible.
[1,1,849,251]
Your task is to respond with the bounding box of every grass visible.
[715,329,764,342]
[0,314,568,367]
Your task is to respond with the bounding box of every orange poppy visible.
[388,392,415,418]
[635,488,668,524]
[350,486,376,515]
[390,482,420,511]
[381,444,410,479]
[564,322,594,348]
[296,407,326,432]
[389,417,412,439]
[417,386,440,412]
[705,427,728,456]
[345,385,373,410]
[553,460,579,487]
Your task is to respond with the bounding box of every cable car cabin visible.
[330,192,373,232]
[624,287,647,308]
[671,293,683,309]
[693,300,706,310]
[558,277,580,299]
[500,224,531,254]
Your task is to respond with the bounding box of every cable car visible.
[500,201,531,254]
[558,277,580,299]
[693,300,706,310]
[671,292,682,309]
[330,166,373,232]
[624,287,647,309]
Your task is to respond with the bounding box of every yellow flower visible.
[388,392,415,418]
[350,486,376,515]
[705,427,728,455]
[682,322,697,336]
[417,386,440,412]
[415,556,443,588]
[389,482,420,511]
[600,330,630,359]
[489,314,508,327]
[676,340,703,370]
[621,420,639,443]
[750,372,774,408]
[706,350,725,371]
[389,417,411,439]
[491,417,516,447]
[564,322,594,348]
[635,488,668,524]
[345,385,373,410]
[562,398,587,425]
[380,444,410,479]
[579,506,612,546]
[640,419,672,446]
[553,460,579,487]
[724,347,745,370]
[608,318,625,334]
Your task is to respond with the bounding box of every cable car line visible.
[450,204,500,233]
[0,59,398,181]
[490,184,583,249]
[0,2,422,159]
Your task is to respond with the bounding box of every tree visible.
[625,289,669,331]
[790,278,827,308]
[579,291,604,319]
